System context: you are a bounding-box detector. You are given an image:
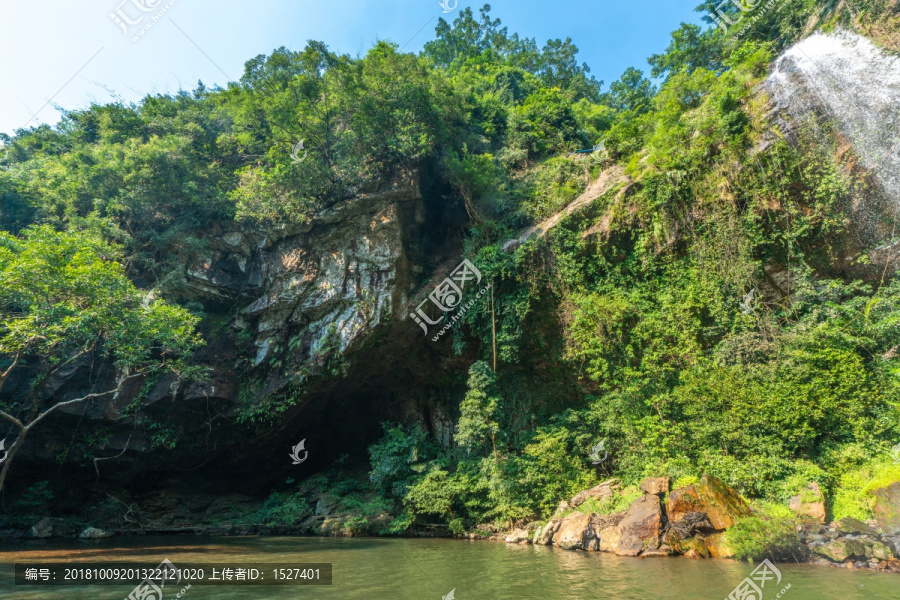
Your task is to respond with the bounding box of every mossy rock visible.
[667,475,751,531]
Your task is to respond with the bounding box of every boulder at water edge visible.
[539,519,561,545]
[814,539,869,562]
[553,512,598,551]
[598,526,623,553]
[505,528,530,544]
[667,475,750,530]
[617,494,664,557]
[703,532,736,558]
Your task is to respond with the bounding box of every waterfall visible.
[766,30,900,203]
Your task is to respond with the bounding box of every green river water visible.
[0,536,896,599]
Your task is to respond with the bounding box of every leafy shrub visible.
[727,516,804,562]
[252,492,311,526]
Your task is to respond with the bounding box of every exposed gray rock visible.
[505,528,529,543]
[79,527,113,539]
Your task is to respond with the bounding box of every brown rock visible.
[591,511,626,531]
[873,482,900,535]
[570,479,620,507]
[640,549,672,558]
[539,519,561,545]
[618,494,664,557]
[704,533,736,558]
[667,475,750,531]
[788,482,827,523]
[598,526,623,553]
[664,511,715,545]
[640,477,671,496]
[553,512,598,551]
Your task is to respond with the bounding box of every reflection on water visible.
[0,536,897,600]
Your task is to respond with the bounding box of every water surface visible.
[0,536,896,599]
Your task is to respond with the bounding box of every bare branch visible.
[0,410,24,430]
[93,433,132,481]
[25,373,144,432]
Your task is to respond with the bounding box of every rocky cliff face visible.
[9,169,473,500]
[765,29,900,275]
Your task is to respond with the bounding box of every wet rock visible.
[667,476,750,530]
[873,482,900,534]
[640,548,672,558]
[505,528,530,544]
[79,527,113,539]
[814,539,868,562]
[598,526,623,553]
[677,537,711,559]
[618,494,664,557]
[639,477,670,496]
[29,518,72,539]
[788,482,827,523]
[553,512,598,551]
[570,479,619,507]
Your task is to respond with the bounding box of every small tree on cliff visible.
[0,226,202,493]
[456,361,501,457]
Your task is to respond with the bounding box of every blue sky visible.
[0,0,703,136]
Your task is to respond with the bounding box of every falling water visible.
[766,30,900,203]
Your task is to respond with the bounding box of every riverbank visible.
[5,475,899,576]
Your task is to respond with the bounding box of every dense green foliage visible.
[1,0,899,533]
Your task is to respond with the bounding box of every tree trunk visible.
[0,427,28,494]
